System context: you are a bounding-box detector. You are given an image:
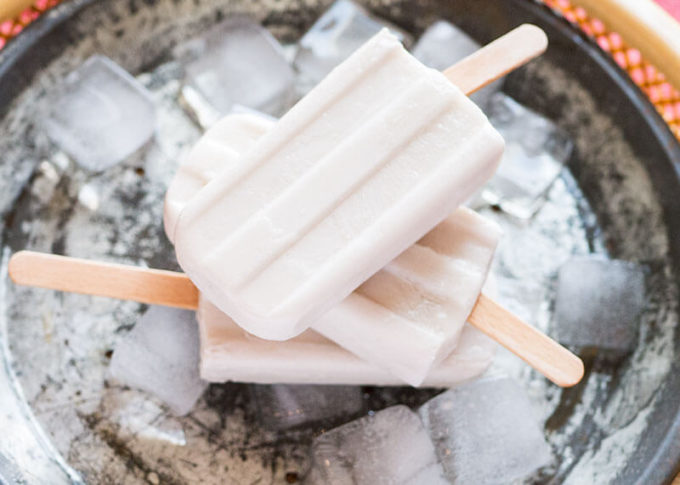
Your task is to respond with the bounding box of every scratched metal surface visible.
[0,0,678,483]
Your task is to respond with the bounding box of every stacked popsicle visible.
[8,25,584,389]
[166,30,505,386]
[166,112,501,386]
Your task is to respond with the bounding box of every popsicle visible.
[198,296,496,386]
[173,29,505,341]
[165,112,499,385]
[164,113,272,242]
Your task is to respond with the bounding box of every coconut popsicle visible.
[164,113,271,242]
[173,29,505,341]
[166,112,500,385]
[198,296,496,386]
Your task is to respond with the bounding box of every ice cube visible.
[77,183,100,211]
[0,452,24,484]
[252,384,364,430]
[176,18,294,117]
[109,306,208,415]
[306,405,447,484]
[43,55,156,172]
[30,161,61,205]
[412,20,500,107]
[419,377,552,484]
[554,256,646,351]
[412,21,479,70]
[294,0,412,94]
[481,93,573,218]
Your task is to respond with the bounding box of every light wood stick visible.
[8,251,584,387]
[9,251,199,310]
[446,24,548,95]
[469,295,584,387]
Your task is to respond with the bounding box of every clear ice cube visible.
[412,20,500,107]
[294,0,412,94]
[109,306,208,415]
[419,377,552,484]
[43,55,156,172]
[482,93,573,218]
[176,18,295,117]
[554,256,646,351]
[252,384,364,430]
[306,405,447,484]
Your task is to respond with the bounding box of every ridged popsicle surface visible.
[167,113,500,384]
[198,297,496,386]
[175,30,504,340]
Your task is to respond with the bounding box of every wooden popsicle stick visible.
[9,251,199,310]
[447,24,549,95]
[8,251,584,387]
[469,295,584,388]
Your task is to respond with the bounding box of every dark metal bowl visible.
[1,0,679,483]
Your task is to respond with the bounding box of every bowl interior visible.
[0,0,679,483]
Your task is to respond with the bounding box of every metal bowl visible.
[0,0,679,483]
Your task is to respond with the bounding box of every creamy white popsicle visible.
[313,210,500,385]
[164,113,272,243]
[166,112,499,385]
[173,29,504,340]
[198,296,496,386]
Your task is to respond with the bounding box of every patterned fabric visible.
[0,0,678,140]
[0,0,60,50]
[543,0,680,139]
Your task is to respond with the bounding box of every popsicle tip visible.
[556,355,585,388]
[7,250,30,284]
[517,23,549,54]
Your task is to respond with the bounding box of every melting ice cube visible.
[42,55,156,172]
[481,93,573,218]
[252,384,363,430]
[176,18,295,117]
[419,377,552,484]
[294,0,412,94]
[412,20,500,107]
[554,256,645,351]
[109,306,207,415]
[306,405,447,484]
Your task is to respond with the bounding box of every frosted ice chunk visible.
[30,161,61,205]
[252,384,363,430]
[412,20,500,107]
[294,0,411,93]
[482,93,573,218]
[109,306,208,415]
[419,377,552,484]
[77,183,100,211]
[554,256,645,351]
[177,18,294,117]
[306,405,447,484]
[43,55,155,172]
[412,20,479,70]
[0,452,24,484]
